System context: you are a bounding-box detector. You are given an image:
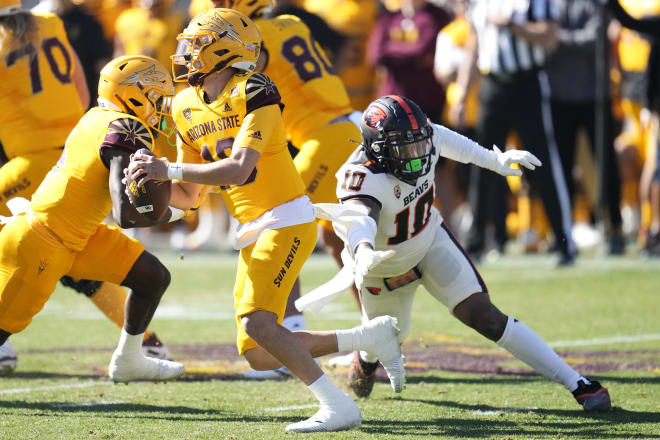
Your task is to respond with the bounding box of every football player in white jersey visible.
[313,95,611,412]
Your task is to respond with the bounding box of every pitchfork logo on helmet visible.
[171,8,261,84]
[360,95,435,185]
[120,65,167,87]
[197,10,242,44]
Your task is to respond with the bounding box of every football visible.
[125,148,172,221]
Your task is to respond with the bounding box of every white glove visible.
[354,246,396,293]
[490,145,542,177]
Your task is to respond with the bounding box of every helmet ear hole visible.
[129,98,143,107]
[118,63,128,71]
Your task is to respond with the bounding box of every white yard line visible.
[473,407,538,416]
[264,404,318,412]
[0,380,114,395]
[549,333,660,348]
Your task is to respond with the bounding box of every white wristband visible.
[167,163,183,180]
[168,207,185,222]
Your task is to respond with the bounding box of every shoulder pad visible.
[103,117,153,152]
[245,73,281,114]
[336,158,387,208]
[346,147,386,174]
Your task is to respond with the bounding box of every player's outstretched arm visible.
[432,123,542,176]
[127,147,261,187]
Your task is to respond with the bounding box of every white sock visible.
[115,328,144,356]
[307,373,348,406]
[497,316,582,391]
[282,314,307,332]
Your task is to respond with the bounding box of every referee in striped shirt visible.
[455,0,576,265]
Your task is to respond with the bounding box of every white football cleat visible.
[359,316,405,393]
[0,341,17,375]
[285,397,361,433]
[108,350,184,383]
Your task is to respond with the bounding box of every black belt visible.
[383,266,422,291]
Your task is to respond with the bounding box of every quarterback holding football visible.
[313,95,611,412]
[127,9,405,433]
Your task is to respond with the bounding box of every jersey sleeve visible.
[99,117,153,167]
[336,162,387,209]
[245,73,283,114]
[234,104,281,154]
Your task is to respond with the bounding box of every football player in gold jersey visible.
[128,9,404,432]
[209,1,364,364]
[0,54,185,383]
[0,1,168,373]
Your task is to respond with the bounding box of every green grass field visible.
[1,251,659,439]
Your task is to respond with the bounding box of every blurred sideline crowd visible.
[19,0,660,259]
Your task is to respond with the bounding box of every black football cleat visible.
[573,379,611,412]
[348,351,379,398]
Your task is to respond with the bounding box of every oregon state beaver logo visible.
[363,105,388,129]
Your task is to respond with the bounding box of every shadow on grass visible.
[361,399,660,438]
[5,371,104,380]
[1,397,658,437]
[0,400,302,424]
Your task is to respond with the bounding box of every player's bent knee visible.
[241,311,277,342]
[453,292,507,341]
[122,251,170,297]
[154,262,171,295]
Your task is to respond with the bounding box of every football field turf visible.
[1,251,659,439]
